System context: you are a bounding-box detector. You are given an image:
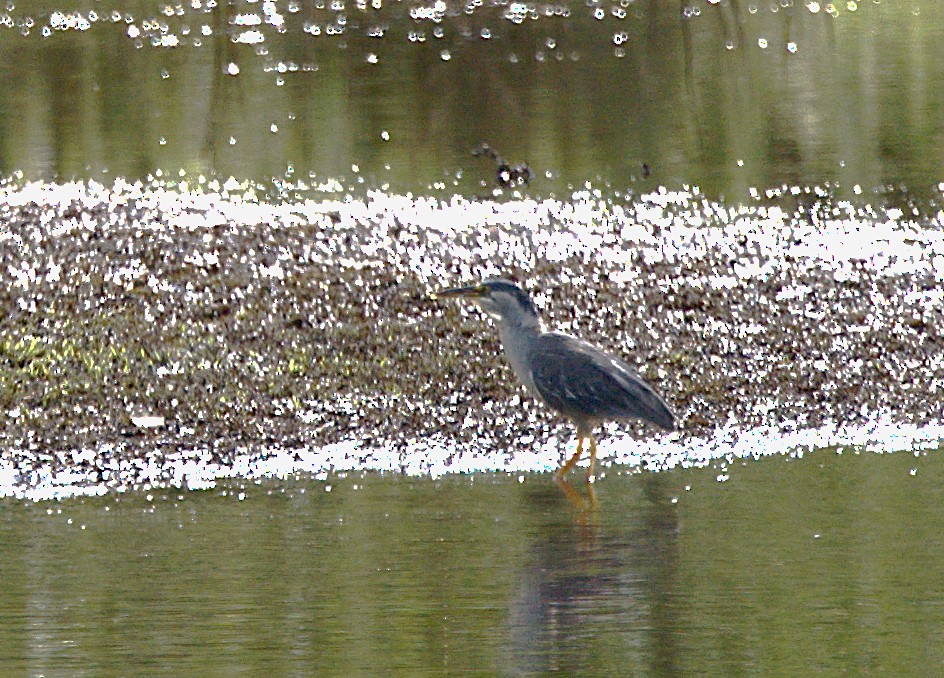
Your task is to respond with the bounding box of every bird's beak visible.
[429,284,485,301]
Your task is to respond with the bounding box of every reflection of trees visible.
[205,1,244,171]
[639,471,682,677]
[0,2,942,197]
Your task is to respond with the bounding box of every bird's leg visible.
[555,434,584,480]
[555,474,598,511]
[585,478,597,507]
[586,433,598,482]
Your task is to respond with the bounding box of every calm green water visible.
[2,450,944,675]
[1,0,943,199]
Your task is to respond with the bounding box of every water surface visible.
[2,449,944,675]
[3,0,944,673]
[2,0,943,199]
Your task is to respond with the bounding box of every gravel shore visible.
[2,179,943,494]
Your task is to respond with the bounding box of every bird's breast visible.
[497,323,542,395]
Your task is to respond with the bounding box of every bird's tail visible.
[648,397,676,431]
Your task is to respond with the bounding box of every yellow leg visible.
[556,461,598,511]
[555,435,584,480]
[586,478,597,507]
[586,434,598,482]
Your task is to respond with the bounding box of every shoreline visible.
[2,179,943,497]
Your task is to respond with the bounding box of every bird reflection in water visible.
[556,473,597,511]
[504,472,682,676]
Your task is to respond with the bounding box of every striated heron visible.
[432,278,675,480]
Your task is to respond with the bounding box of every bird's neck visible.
[497,316,543,391]
[497,313,542,339]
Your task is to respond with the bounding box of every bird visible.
[472,143,532,188]
[431,278,675,481]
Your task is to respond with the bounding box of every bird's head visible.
[431,278,540,327]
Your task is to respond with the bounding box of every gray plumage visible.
[529,332,675,431]
[432,278,675,480]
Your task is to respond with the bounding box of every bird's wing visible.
[528,332,675,430]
